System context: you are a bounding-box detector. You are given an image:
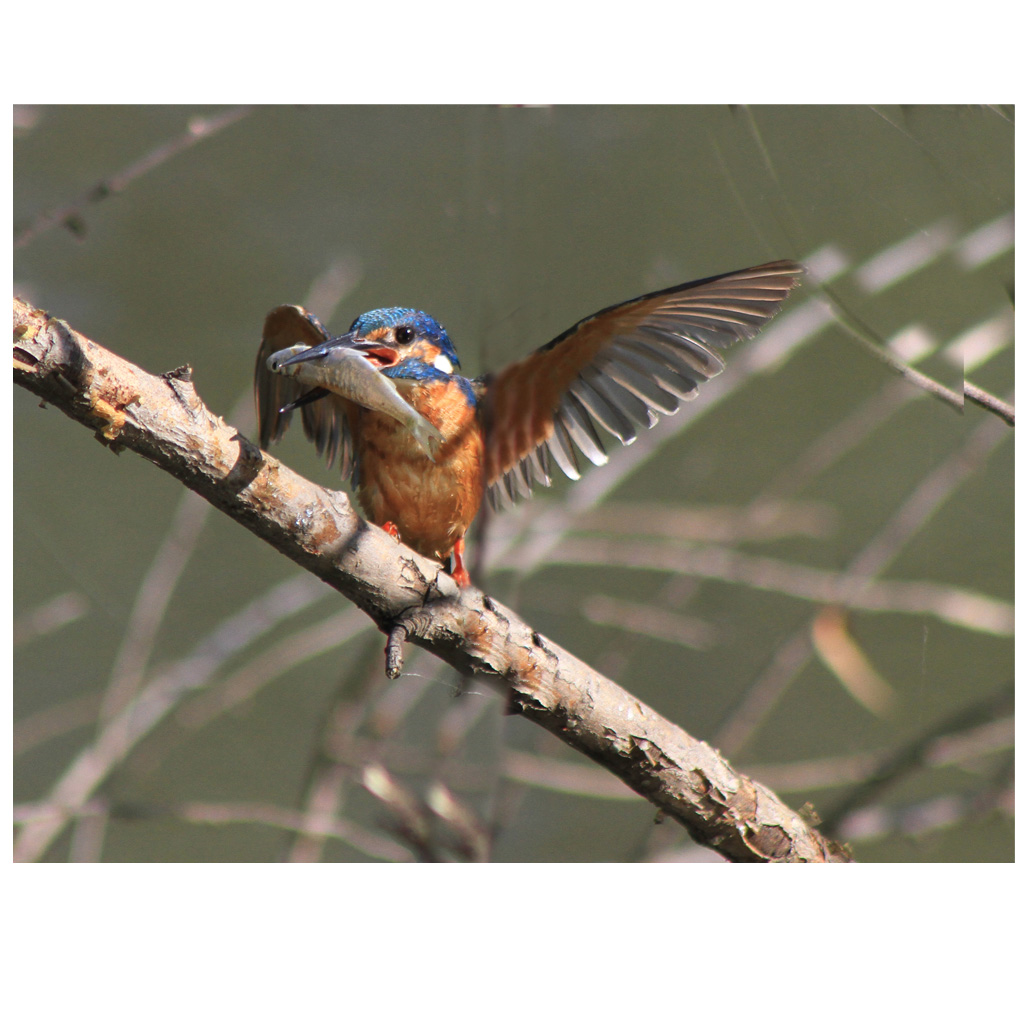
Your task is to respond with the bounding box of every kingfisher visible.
[255,260,804,587]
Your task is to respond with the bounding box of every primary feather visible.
[477,260,804,507]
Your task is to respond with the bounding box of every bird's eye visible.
[394,326,415,344]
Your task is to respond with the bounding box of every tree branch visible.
[14,107,254,249]
[13,296,851,862]
[964,381,1015,426]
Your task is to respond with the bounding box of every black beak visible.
[279,329,360,367]
[279,387,330,415]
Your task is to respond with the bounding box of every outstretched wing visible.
[478,261,804,505]
[254,305,358,480]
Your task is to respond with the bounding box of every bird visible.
[255,260,804,587]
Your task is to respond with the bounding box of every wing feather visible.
[480,260,803,504]
[572,376,637,444]
[254,305,358,481]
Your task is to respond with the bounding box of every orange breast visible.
[354,379,485,563]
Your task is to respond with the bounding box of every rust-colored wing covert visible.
[478,261,804,506]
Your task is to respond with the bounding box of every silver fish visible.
[267,344,444,461]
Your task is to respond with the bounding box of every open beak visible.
[279,333,399,370]
[278,329,359,367]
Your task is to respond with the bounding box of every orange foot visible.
[450,537,471,588]
[381,521,402,541]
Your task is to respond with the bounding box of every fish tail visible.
[412,416,445,462]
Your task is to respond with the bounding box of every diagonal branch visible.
[14,107,254,249]
[964,381,1015,425]
[12,296,851,862]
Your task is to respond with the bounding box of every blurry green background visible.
[13,105,1013,862]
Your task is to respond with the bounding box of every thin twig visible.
[741,106,1001,424]
[819,283,963,413]
[99,491,211,725]
[14,107,254,249]
[178,799,415,861]
[964,381,1015,425]
[178,601,366,728]
[288,633,391,863]
[13,692,103,758]
[545,538,1012,637]
[11,797,416,863]
[837,780,1014,845]
[820,681,1014,832]
[12,592,89,647]
[747,715,1014,793]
